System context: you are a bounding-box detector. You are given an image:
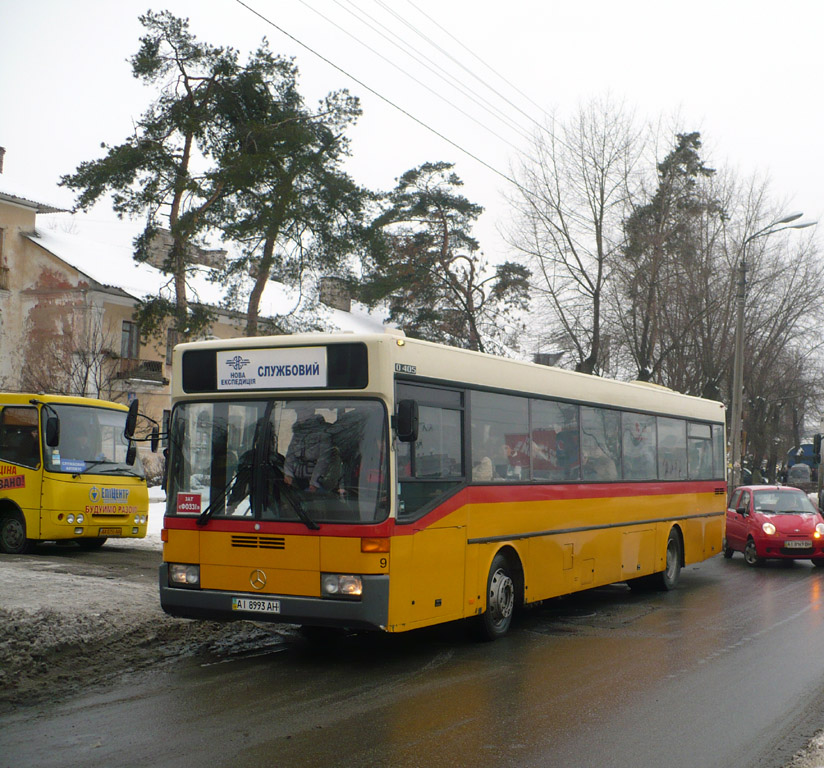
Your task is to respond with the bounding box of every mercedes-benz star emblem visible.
[250,569,267,590]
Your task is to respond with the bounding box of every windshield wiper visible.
[197,468,241,527]
[72,459,115,478]
[279,483,320,530]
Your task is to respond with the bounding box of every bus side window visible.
[0,406,40,468]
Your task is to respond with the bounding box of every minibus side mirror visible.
[45,415,60,447]
[150,426,159,453]
[125,399,139,439]
[395,399,419,443]
[125,441,137,466]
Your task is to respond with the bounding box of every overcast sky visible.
[1,0,821,257]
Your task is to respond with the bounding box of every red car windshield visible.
[753,490,816,514]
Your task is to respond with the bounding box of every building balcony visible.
[115,358,167,384]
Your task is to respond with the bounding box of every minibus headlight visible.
[321,573,362,599]
[169,564,200,588]
[762,522,776,535]
[67,514,75,524]
[77,514,84,524]
[134,515,140,524]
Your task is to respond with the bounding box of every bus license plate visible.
[98,528,122,536]
[785,540,812,549]
[232,597,280,614]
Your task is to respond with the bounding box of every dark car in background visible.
[725,485,824,566]
[785,462,817,495]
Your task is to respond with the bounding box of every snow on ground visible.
[0,489,166,614]
[3,491,824,766]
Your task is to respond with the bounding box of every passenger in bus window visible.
[472,455,495,481]
[18,426,40,468]
[283,406,334,492]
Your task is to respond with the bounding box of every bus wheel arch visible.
[628,525,683,591]
[477,547,524,641]
[659,525,684,590]
[0,502,34,555]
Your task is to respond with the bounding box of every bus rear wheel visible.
[0,512,33,555]
[628,528,682,591]
[478,554,516,640]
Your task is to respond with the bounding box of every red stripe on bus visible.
[163,480,725,538]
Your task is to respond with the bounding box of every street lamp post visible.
[729,212,816,490]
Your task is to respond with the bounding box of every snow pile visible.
[0,488,290,712]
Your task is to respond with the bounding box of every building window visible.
[121,321,140,360]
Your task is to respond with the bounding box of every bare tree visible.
[506,98,643,373]
[20,307,121,399]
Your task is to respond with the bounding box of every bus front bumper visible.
[159,566,389,630]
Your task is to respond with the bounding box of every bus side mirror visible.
[395,399,419,443]
[126,441,137,466]
[125,399,139,439]
[45,415,60,447]
[150,426,159,453]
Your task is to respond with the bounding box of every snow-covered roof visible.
[23,213,388,334]
[0,189,66,214]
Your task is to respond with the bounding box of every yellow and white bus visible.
[159,331,726,638]
[0,393,150,554]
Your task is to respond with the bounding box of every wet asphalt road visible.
[4,552,824,768]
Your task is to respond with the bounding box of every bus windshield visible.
[45,403,144,477]
[167,398,389,525]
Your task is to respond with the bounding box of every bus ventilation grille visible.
[714,487,726,495]
[231,535,286,549]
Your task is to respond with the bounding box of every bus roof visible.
[172,331,726,423]
[0,392,130,411]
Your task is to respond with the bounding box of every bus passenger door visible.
[0,405,44,538]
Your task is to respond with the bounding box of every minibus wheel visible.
[0,511,33,555]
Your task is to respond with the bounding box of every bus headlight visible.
[169,564,200,588]
[762,522,776,535]
[77,514,85,524]
[321,573,362,599]
[67,514,75,524]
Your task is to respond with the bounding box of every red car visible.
[725,485,824,566]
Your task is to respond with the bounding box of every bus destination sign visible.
[217,347,328,390]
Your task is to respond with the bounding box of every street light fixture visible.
[729,213,816,490]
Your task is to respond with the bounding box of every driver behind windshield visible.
[283,406,335,493]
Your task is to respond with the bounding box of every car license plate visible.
[232,597,280,614]
[785,540,812,549]
[98,527,122,536]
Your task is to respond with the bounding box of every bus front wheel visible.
[478,554,516,640]
[0,512,33,555]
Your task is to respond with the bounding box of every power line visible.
[336,0,535,145]
[233,0,521,189]
[298,0,531,154]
